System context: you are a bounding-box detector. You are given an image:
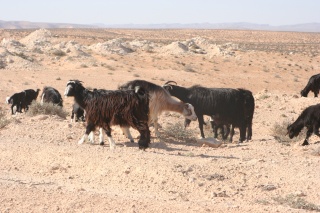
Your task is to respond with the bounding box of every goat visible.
[184,116,231,140]
[287,103,320,146]
[118,79,197,137]
[6,91,26,114]
[24,89,41,111]
[163,81,255,142]
[6,88,41,114]
[41,86,63,107]
[71,102,85,122]
[64,80,150,150]
[301,74,320,97]
[90,88,136,143]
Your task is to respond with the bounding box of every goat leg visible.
[302,128,313,146]
[121,127,134,143]
[137,126,150,150]
[104,128,115,149]
[79,123,95,144]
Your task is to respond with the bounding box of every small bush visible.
[0,60,7,69]
[52,49,66,57]
[184,65,196,73]
[273,194,320,212]
[80,64,88,68]
[162,122,195,140]
[271,120,306,144]
[14,52,33,62]
[0,110,11,129]
[103,64,115,71]
[258,94,270,100]
[27,101,68,119]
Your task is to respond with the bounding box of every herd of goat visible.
[5,73,320,149]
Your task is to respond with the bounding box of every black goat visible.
[287,104,320,146]
[301,74,320,97]
[184,116,231,140]
[71,102,85,122]
[163,81,255,142]
[40,86,63,107]
[24,89,41,111]
[64,80,150,150]
[118,79,197,137]
[6,91,26,114]
[5,88,40,114]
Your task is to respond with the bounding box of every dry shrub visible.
[310,146,320,156]
[271,120,306,144]
[52,49,66,57]
[273,194,320,212]
[184,65,196,73]
[0,110,11,129]
[162,121,195,141]
[27,101,68,119]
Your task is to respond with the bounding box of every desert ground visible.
[0,28,320,212]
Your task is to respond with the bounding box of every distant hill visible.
[1,20,319,32]
[0,20,94,29]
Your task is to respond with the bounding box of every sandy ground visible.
[0,29,320,212]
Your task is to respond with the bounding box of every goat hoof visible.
[100,142,104,146]
[302,141,309,146]
[130,139,134,143]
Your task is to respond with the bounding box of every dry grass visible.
[0,110,11,129]
[271,120,306,144]
[26,101,68,119]
[51,49,66,57]
[273,194,320,212]
[162,121,196,141]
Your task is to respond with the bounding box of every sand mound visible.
[53,41,91,58]
[129,39,158,52]
[206,42,239,57]
[160,38,207,55]
[20,28,52,48]
[0,39,38,69]
[90,38,134,55]
[161,41,189,55]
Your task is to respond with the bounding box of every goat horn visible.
[163,81,177,85]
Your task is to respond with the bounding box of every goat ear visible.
[184,103,190,110]
[135,86,146,98]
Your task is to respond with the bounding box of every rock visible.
[196,137,222,148]
[262,184,277,191]
[293,190,306,197]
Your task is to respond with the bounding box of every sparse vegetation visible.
[80,63,88,68]
[184,65,196,73]
[51,49,66,57]
[27,101,68,119]
[0,110,11,129]
[14,52,33,62]
[273,194,320,212]
[271,120,306,144]
[258,94,270,100]
[162,121,195,140]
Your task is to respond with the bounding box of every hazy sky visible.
[1,0,319,26]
